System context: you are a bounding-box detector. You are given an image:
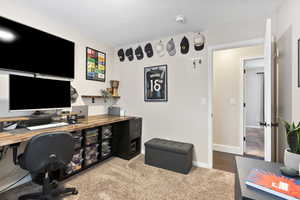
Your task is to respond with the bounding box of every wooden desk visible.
[0,115,135,147]
[0,114,142,180]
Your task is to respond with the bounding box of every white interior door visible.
[264,18,276,162]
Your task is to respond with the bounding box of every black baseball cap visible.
[135,46,144,60]
[125,48,134,61]
[144,43,153,58]
[180,36,189,54]
[117,49,125,62]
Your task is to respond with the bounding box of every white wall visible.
[207,20,266,46]
[213,45,264,153]
[115,32,209,167]
[0,0,117,191]
[275,0,299,162]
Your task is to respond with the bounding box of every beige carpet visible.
[1,155,235,200]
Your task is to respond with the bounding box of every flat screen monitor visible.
[0,16,74,78]
[9,75,71,111]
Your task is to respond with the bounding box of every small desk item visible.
[27,122,69,131]
[280,166,299,177]
[235,156,288,200]
[0,116,29,132]
[71,105,88,119]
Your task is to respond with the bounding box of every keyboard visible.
[27,122,69,131]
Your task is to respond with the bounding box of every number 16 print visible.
[144,65,168,102]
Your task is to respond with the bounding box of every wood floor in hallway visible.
[245,127,264,158]
[213,151,264,174]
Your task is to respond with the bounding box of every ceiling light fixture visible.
[175,15,185,24]
[0,27,17,43]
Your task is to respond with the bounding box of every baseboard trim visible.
[213,144,243,155]
[246,125,262,129]
[192,161,210,169]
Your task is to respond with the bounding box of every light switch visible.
[201,98,207,105]
[229,98,236,105]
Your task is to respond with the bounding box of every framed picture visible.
[86,47,106,82]
[144,65,168,102]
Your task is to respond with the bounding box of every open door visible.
[263,18,277,162]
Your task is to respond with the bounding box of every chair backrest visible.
[22,132,75,173]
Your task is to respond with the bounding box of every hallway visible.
[244,127,264,158]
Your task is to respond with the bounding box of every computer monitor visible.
[9,75,71,111]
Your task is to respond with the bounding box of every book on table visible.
[245,168,300,200]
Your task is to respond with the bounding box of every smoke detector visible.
[175,15,185,24]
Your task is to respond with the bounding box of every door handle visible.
[259,122,267,127]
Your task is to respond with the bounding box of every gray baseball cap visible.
[167,38,176,56]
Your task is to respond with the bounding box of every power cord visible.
[0,146,8,161]
[0,172,30,193]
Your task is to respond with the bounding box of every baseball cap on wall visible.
[155,40,165,57]
[180,36,189,54]
[194,33,205,51]
[167,38,176,56]
[125,48,134,61]
[117,49,125,62]
[144,43,153,58]
[135,46,144,60]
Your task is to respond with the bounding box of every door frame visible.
[207,38,264,168]
[241,56,265,157]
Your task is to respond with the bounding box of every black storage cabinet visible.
[145,138,193,174]
[114,118,142,160]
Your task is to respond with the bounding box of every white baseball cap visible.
[194,33,205,51]
[155,40,165,57]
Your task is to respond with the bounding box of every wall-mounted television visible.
[9,75,71,111]
[0,16,74,78]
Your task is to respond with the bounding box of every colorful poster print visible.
[144,65,168,102]
[86,47,106,82]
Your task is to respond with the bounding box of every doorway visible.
[243,57,265,159]
[210,41,265,172]
[210,19,277,171]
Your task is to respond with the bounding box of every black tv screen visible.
[9,75,71,110]
[0,16,74,78]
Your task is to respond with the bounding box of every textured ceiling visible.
[18,0,284,47]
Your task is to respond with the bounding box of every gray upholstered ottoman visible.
[145,138,193,174]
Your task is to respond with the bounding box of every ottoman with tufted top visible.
[144,138,193,174]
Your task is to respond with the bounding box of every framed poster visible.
[144,65,168,102]
[86,47,106,82]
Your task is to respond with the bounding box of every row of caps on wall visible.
[117,32,205,62]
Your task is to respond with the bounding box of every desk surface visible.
[0,115,135,146]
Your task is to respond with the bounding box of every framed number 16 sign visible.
[144,65,168,102]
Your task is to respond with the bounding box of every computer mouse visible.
[280,167,299,177]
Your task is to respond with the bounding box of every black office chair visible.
[13,132,78,200]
